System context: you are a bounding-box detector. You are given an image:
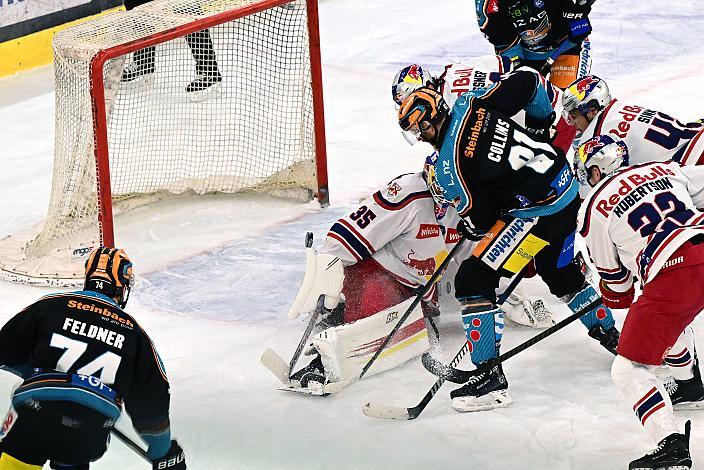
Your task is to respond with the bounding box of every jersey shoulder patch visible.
[373,173,432,211]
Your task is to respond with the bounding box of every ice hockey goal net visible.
[0,0,328,286]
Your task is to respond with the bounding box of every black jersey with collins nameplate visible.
[434,96,575,230]
[0,290,169,430]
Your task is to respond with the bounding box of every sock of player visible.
[665,327,696,381]
[612,355,678,443]
[460,296,504,366]
[566,284,615,330]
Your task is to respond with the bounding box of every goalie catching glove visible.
[288,245,344,319]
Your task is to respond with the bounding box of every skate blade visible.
[188,83,222,102]
[120,74,154,89]
[278,384,330,397]
[631,467,690,470]
[673,400,704,410]
[451,391,513,412]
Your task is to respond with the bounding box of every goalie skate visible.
[503,294,556,328]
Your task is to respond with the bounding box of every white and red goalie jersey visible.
[576,100,704,166]
[578,161,704,290]
[322,172,465,301]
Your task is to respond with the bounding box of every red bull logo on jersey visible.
[403,251,437,276]
[594,165,676,218]
[607,105,645,140]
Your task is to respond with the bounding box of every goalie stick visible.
[357,236,468,381]
[262,234,468,395]
[362,271,524,420]
[260,232,329,383]
[421,297,602,384]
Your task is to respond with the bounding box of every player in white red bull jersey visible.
[564,75,704,166]
[576,136,704,469]
[391,56,576,154]
[283,164,554,394]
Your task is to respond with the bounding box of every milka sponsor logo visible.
[486,219,528,263]
[416,224,441,239]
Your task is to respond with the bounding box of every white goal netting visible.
[0,0,324,286]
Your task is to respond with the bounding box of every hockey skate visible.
[186,72,223,101]
[665,354,704,410]
[629,420,691,470]
[450,363,512,412]
[503,294,556,328]
[120,60,155,85]
[588,324,620,356]
[281,354,331,396]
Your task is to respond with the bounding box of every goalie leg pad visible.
[288,247,344,319]
[312,297,429,383]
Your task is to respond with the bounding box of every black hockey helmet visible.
[397,86,449,144]
[84,246,134,308]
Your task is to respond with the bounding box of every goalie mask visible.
[398,87,449,145]
[84,246,134,308]
[562,75,612,124]
[392,64,433,107]
[575,135,629,187]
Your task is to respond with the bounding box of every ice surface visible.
[2,0,704,468]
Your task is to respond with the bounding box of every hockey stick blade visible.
[260,348,291,384]
[421,298,604,384]
[421,352,467,384]
[362,402,411,420]
[360,272,526,421]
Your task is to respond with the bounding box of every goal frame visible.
[89,0,329,248]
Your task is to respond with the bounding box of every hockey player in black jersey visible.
[0,247,186,470]
[396,71,619,412]
[475,0,595,88]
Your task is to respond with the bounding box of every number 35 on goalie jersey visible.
[323,172,467,293]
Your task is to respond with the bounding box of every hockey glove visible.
[563,0,593,43]
[599,280,634,310]
[456,219,485,242]
[152,440,186,470]
[524,112,555,141]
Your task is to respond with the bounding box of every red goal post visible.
[0,0,328,286]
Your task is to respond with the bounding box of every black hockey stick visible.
[112,428,150,462]
[422,297,602,384]
[357,236,468,381]
[362,270,524,420]
[288,296,325,379]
